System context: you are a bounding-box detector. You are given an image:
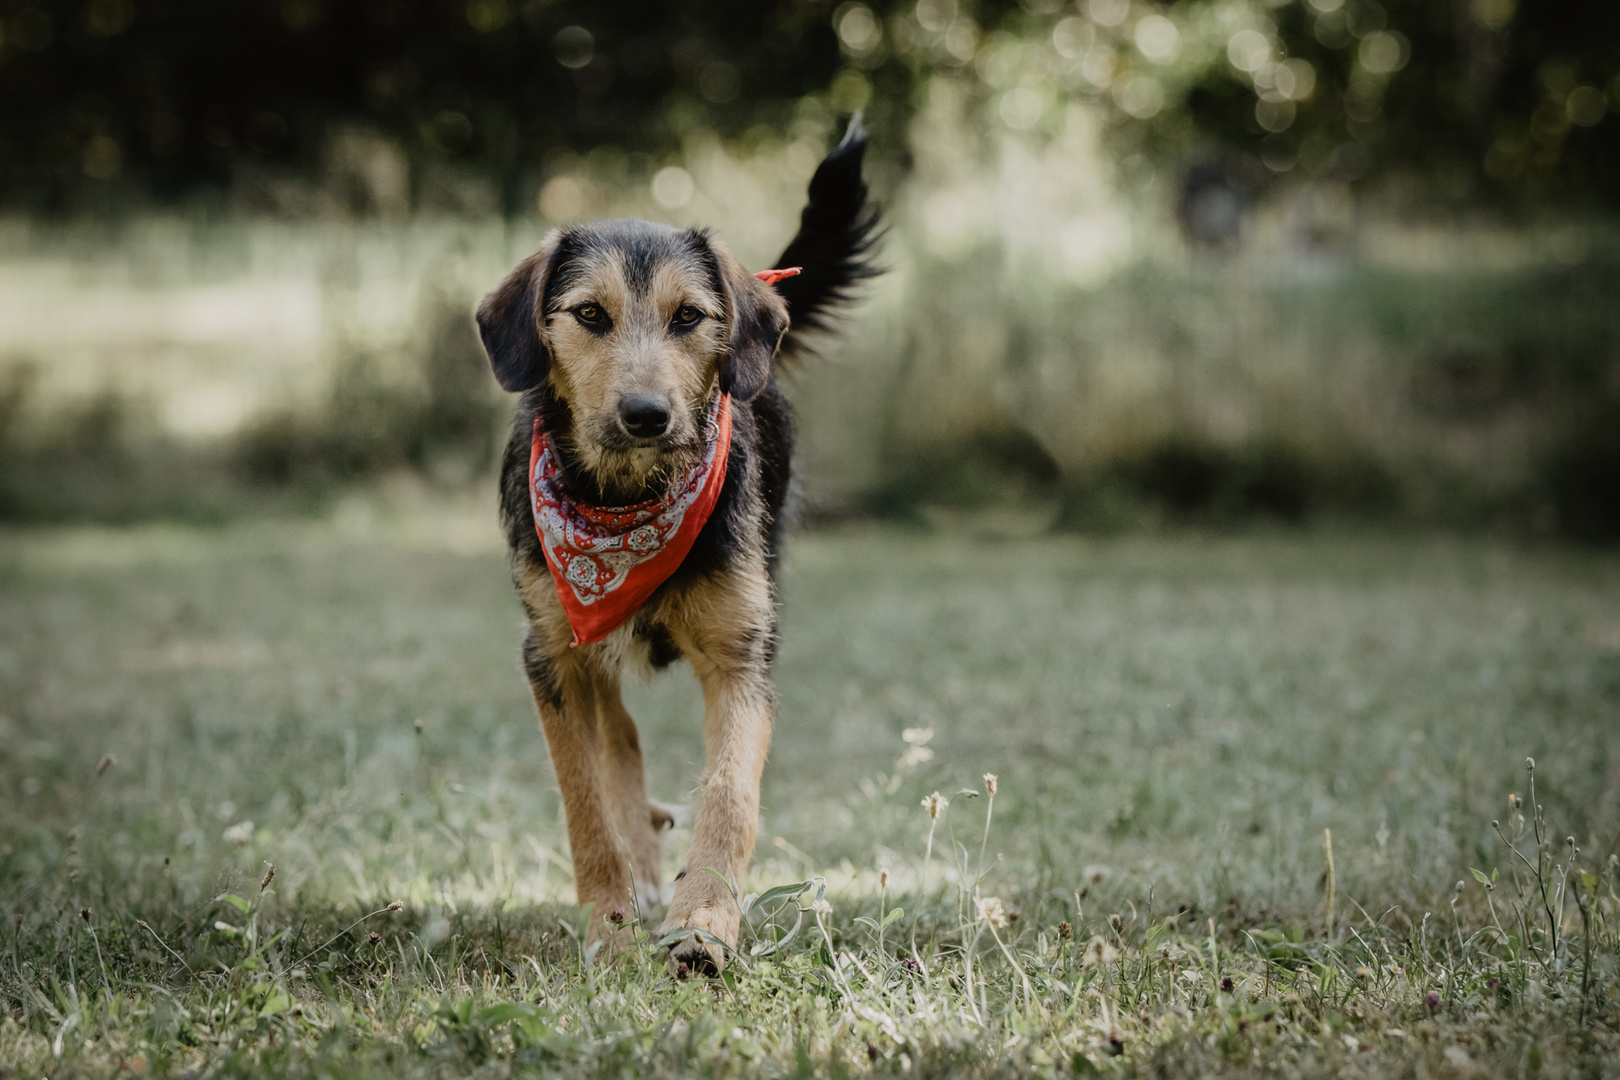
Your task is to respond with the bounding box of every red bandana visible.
[529,393,733,646]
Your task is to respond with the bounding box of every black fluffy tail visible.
[771,114,882,360]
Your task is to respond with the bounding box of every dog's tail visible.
[770,113,882,362]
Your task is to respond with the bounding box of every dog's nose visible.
[619,396,670,439]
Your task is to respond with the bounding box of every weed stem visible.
[289,903,402,970]
[137,919,195,975]
[1323,829,1336,940]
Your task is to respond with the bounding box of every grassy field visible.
[1,495,1618,1077]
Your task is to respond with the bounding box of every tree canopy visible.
[1,0,1614,214]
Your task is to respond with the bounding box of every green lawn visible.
[2,498,1617,1077]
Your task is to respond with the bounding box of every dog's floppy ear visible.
[702,236,789,403]
[476,234,560,392]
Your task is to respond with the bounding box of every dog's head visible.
[477,219,788,495]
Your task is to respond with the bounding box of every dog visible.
[475,117,878,974]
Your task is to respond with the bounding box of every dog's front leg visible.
[657,579,776,975]
[523,638,638,942]
[595,679,667,912]
[660,662,773,974]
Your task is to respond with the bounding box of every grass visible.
[1,494,1618,1077]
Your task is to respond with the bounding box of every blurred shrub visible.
[0,365,240,522]
[1539,405,1620,543]
[0,218,1614,540]
[857,423,1066,515]
[1089,437,1395,525]
[792,232,1619,539]
[859,430,1398,530]
[0,297,496,523]
[238,297,495,487]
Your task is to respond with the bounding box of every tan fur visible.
[649,556,776,965]
[515,564,657,921]
[515,483,778,969]
[539,244,728,497]
[505,234,788,972]
[482,128,874,972]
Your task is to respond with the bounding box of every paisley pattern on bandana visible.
[529,392,732,646]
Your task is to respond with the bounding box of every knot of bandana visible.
[529,392,733,646]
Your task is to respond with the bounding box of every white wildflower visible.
[1082,934,1118,967]
[897,727,936,770]
[976,896,1007,929]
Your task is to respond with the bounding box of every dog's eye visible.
[672,304,704,327]
[574,303,605,324]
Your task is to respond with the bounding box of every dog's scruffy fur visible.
[475,119,877,974]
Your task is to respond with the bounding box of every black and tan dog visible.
[475,119,877,974]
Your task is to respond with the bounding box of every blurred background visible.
[1,0,1617,538]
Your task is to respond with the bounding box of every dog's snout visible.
[619,396,671,439]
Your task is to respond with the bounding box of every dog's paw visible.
[668,932,724,978]
[657,901,737,977]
